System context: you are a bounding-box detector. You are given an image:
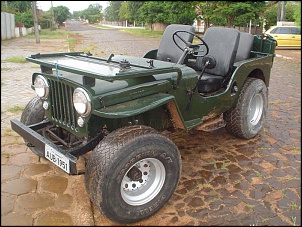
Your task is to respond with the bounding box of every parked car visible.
[11,24,276,224]
[265,25,301,48]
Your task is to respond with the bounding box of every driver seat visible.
[156,24,195,63]
[196,27,240,93]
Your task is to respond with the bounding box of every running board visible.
[196,114,226,132]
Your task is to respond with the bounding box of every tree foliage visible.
[263,1,301,29]
[105,1,123,21]
[14,11,34,28]
[104,1,197,27]
[1,1,32,13]
[53,5,71,26]
[196,1,266,30]
[1,1,34,27]
[127,1,144,22]
[196,1,218,30]
[165,1,198,25]
[293,1,301,26]
[79,3,103,23]
[2,0,300,32]
[213,1,266,27]
[137,1,166,25]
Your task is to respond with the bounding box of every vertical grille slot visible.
[48,79,76,130]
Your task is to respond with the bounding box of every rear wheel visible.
[20,96,45,157]
[224,78,268,139]
[85,125,181,224]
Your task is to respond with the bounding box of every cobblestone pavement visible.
[1,21,301,226]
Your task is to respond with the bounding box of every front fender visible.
[92,93,175,118]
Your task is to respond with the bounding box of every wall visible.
[1,12,36,40]
[152,23,168,31]
[1,12,15,40]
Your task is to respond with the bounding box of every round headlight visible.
[73,88,91,116]
[34,75,49,99]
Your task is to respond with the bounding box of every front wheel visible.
[223,78,268,139]
[20,96,45,157]
[85,125,181,224]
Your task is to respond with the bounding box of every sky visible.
[37,1,109,13]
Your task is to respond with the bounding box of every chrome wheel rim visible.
[121,158,165,206]
[248,93,263,126]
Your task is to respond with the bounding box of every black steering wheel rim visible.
[172,30,209,57]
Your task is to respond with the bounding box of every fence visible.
[99,20,263,35]
[1,12,36,40]
[1,12,15,40]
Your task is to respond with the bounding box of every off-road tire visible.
[85,125,181,224]
[223,78,268,139]
[20,96,45,157]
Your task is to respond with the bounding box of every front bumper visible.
[11,119,78,174]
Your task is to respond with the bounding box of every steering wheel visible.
[173,30,209,57]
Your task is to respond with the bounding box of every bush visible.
[15,11,34,28]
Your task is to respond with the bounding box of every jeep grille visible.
[48,78,77,130]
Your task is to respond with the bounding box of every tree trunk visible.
[204,18,211,32]
[226,17,234,28]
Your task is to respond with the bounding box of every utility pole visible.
[280,1,286,21]
[277,1,281,21]
[32,1,40,43]
[51,1,55,30]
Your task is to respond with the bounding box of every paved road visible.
[1,20,301,226]
[66,19,160,57]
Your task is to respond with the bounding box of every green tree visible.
[118,1,130,22]
[196,1,219,30]
[138,1,166,28]
[80,3,103,23]
[127,1,144,23]
[1,1,32,13]
[72,11,81,19]
[1,1,35,27]
[263,1,301,30]
[293,1,301,26]
[213,1,266,28]
[138,1,197,27]
[15,11,34,27]
[105,1,123,21]
[167,1,197,25]
[38,10,52,29]
[53,5,71,26]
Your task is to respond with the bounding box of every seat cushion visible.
[156,24,195,63]
[198,73,225,93]
[235,32,254,62]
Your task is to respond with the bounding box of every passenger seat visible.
[234,32,254,62]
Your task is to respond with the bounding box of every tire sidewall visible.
[20,96,44,125]
[241,79,268,138]
[100,134,180,223]
[20,96,45,157]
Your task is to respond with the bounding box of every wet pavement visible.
[1,21,301,226]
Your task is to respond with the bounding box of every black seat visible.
[235,32,254,62]
[156,24,195,63]
[195,27,240,93]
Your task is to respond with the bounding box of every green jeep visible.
[11,24,276,224]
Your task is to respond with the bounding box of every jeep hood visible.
[26,52,193,96]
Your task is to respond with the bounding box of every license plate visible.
[45,144,70,173]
